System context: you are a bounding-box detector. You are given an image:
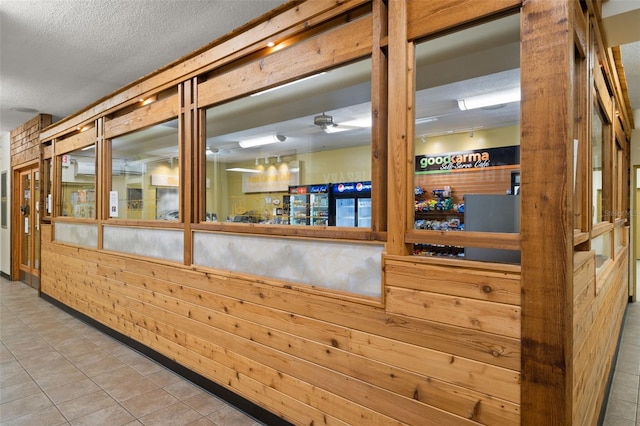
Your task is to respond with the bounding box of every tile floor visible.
[2,277,639,426]
[0,278,264,426]
[603,299,640,426]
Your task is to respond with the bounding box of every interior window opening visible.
[60,145,96,219]
[110,118,180,221]
[592,103,605,224]
[203,58,373,228]
[411,13,521,263]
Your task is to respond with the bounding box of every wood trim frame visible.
[401,1,523,256]
[195,5,386,243]
[573,2,590,233]
[54,125,96,155]
[386,0,410,256]
[103,93,180,139]
[520,1,573,424]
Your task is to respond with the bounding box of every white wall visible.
[0,132,11,276]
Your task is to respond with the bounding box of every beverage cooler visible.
[329,181,372,227]
[288,184,329,226]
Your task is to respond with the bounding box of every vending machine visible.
[288,184,329,226]
[329,181,372,227]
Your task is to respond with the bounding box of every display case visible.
[414,186,464,257]
[289,185,329,226]
[329,181,372,227]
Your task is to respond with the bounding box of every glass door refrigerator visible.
[288,184,329,226]
[329,181,372,227]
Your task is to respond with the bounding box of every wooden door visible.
[16,167,40,289]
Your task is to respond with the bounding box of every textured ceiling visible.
[0,0,287,135]
[0,0,638,139]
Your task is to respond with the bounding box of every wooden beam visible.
[520,0,573,424]
[386,0,410,256]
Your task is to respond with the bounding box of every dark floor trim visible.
[0,271,11,280]
[597,301,630,426]
[40,292,293,426]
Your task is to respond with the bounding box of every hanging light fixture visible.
[457,88,520,111]
[239,134,286,149]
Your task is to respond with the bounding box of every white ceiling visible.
[0,0,287,135]
[0,0,638,142]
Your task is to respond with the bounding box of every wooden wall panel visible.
[415,166,518,204]
[10,114,52,167]
[198,16,373,109]
[407,0,521,41]
[572,248,628,426]
[41,228,521,425]
[104,95,179,139]
[54,126,97,155]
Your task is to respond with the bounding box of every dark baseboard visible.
[597,300,630,425]
[40,292,294,426]
[1,271,11,280]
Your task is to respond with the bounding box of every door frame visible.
[11,161,40,289]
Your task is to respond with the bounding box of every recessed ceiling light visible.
[10,107,39,113]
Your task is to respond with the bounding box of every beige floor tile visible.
[603,413,636,426]
[21,353,75,376]
[104,376,161,403]
[0,367,35,389]
[75,354,126,377]
[41,331,87,348]
[57,389,118,421]
[182,392,228,416]
[606,397,637,422]
[610,382,640,405]
[91,365,145,391]
[18,349,66,369]
[45,377,101,405]
[1,329,49,350]
[127,356,164,376]
[138,401,203,426]
[69,403,135,426]
[0,391,53,422]
[4,336,52,359]
[164,379,202,400]
[56,338,102,358]
[185,418,217,426]
[0,346,16,364]
[206,405,257,426]
[0,380,42,405]
[120,388,179,418]
[0,359,25,376]
[32,368,88,391]
[145,367,182,387]
[28,320,69,334]
[0,405,69,426]
[63,349,108,368]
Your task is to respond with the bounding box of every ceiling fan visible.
[314,113,338,131]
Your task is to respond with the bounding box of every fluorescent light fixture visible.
[457,88,520,111]
[250,73,326,97]
[238,134,286,149]
[81,145,94,151]
[323,125,350,134]
[225,168,263,174]
[415,116,438,124]
[341,116,372,128]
